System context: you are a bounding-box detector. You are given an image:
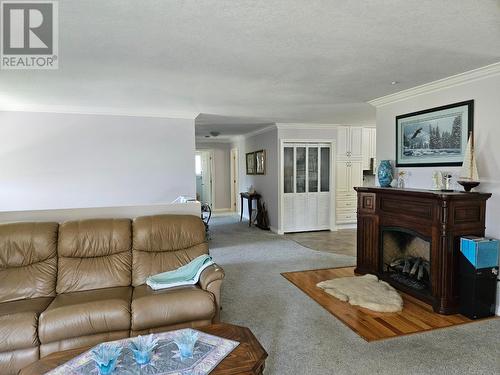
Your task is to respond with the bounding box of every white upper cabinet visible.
[337,126,363,160]
[362,127,376,170]
[349,127,363,158]
[370,129,376,159]
[337,126,350,158]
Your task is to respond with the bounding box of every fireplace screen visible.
[381,228,431,292]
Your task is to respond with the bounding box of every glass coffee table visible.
[21,323,267,375]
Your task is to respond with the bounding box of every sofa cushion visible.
[57,219,132,293]
[39,287,132,344]
[0,297,53,352]
[131,285,215,331]
[0,222,58,303]
[0,347,39,375]
[132,215,208,286]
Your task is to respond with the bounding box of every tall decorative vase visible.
[378,160,393,187]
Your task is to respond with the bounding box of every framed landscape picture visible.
[255,149,266,174]
[396,100,474,167]
[246,152,256,174]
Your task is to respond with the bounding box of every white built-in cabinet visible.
[362,127,376,171]
[282,143,331,232]
[336,126,375,224]
[337,126,363,159]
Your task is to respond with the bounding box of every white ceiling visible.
[195,113,273,138]
[1,1,499,125]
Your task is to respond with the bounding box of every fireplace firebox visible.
[354,187,491,314]
[381,228,431,295]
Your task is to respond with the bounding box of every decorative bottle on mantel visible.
[377,160,393,187]
[458,132,480,192]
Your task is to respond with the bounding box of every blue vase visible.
[378,160,393,187]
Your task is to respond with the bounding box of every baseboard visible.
[336,223,357,230]
[212,208,232,212]
[270,226,284,235]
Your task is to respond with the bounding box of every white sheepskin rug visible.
[317,274,403,312]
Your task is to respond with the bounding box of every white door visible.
[196,151,213,208]
[350,127,364,159]
[282,143,331,233]
[337,126,349,159]
[362,128,371,170]
[370,128,377,159]
[350,160,364,188]
[336,161,351,194]
[230,148,239,212]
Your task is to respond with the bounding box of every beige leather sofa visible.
[0,215,224,374]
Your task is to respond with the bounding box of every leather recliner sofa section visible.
[0,215,224,375]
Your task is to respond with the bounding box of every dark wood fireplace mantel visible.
[354,186,491,314]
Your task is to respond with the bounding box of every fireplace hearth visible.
[354,187,491,314]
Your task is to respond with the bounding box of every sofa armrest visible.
[198,264,225,322]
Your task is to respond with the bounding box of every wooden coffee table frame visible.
[21,323,267,375]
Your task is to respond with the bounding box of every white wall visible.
[0,111,196,211]
[375,72,500,314]
[277,126,338,141]
[195,141,231,210]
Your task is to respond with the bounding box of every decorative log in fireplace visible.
[354,187,491,315]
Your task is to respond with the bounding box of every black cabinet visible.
[459,254,498,319]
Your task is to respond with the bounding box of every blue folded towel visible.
[146,254,214,290]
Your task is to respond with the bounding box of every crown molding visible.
[368,62,500,107]
[242,124,277,138]
[0,105,198,120]
[275,123,343,130]
[195,137,235,144]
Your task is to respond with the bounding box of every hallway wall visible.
[240,128,279,230]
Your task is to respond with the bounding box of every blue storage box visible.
[460,236,499,269]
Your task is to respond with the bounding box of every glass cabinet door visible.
[320,147,330,192]
[284,147,294,193]
[296,147,306,193]
[308,147,318,192]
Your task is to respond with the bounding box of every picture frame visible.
[396,100,474,167]
[255,149,266,175]
[246,152,256,175]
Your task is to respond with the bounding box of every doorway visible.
[230,148,239,212]
[195,150,215,208]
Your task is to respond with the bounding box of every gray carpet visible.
[209,215,500,375]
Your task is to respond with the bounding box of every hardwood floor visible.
[281,267,493,342]
[285,229,356,256]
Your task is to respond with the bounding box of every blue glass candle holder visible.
[173,330,199,360]
[130,334,159,365]
[90,344,122,375]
